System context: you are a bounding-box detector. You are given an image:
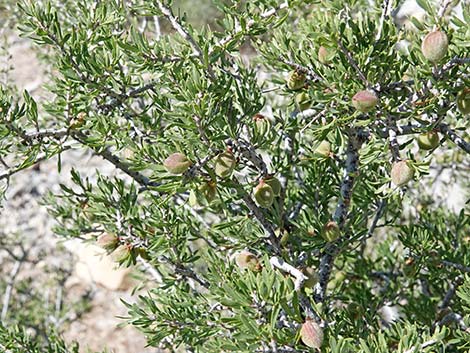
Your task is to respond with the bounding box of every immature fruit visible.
[417,131,439,150]
[214,151,236,178]
[421,30,448,63]
[302,267,319,289]
[96,233,119,251]
[263,176,281,196]
[69,112,86,129]
[287,70,306,90]
[347,302,364,320]
[199,181,217,203]
[391,160,415,187]
[235,251,261,271]
[111,244,132,263]
[314,140,331,158]
[254,181,274,208]
[300,319,323,349]
[318,46,334,65]
[322,221,341,242]
[163,153,192,174]
[295,92,311,111]
[252,113,272,145]
[457,88,470,115]
[352,90,378,112]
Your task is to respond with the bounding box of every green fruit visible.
[214,151,236,178]
[96,233,119,251]
[295,91,311,111]
[322,221,340,242]
[254,181,274,208]
[300,319,323,349]
[287,70,306,90]
[421,30,448,63]
[457,88,470,115]
[352,90,378,112]
[163,153,192,174]
[263,176,281,196]
[417,131,439,150]
[302,267,319,288]
[391,160,415,187]
[318,46,335,65]
[314,140,331,158]
[252,113,272,145]
[235,251,261,271]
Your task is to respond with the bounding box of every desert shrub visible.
[1,0,470,352]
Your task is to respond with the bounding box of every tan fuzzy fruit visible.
[300,319,323,349]
[421,31,448,63]
[163,153,192,174]
[391,160,415,187]
[295,91,311,111]
[302,267,319,288]
[287,70,306,90]
[457,88,470,115]
[318,46,334,65]
[352,90,378,112]
[235,251,261,271]
[199,181,217,203]
[214,151,237,178]
[254,181,275,208]
[111,244,132,263]
[314,140,331,158]
[322,221,340,242]
[417,131,439,150]
[263,176,281,197]
[96,233,119,251]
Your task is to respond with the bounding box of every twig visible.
[231,138,269,177]
[0,143,74,181]
[337,38,370,88]
[278,58,322,82]
[386,115,401,162]
[270,257,307,291]
[217,1,289,49]
[1,259,23,321]
[153,0,215,80]
[375,0,391,41]
[138,257,163,283]
[441,260,470,272]
[403,339,438,353]
[437,0,455,19]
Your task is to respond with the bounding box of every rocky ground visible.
[0,33,159,353]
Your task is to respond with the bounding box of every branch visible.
[441,260,470,273]
[232,178,281,255]
[313,129,367,303]
[437,123,470,154]
[72,132,159,187]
